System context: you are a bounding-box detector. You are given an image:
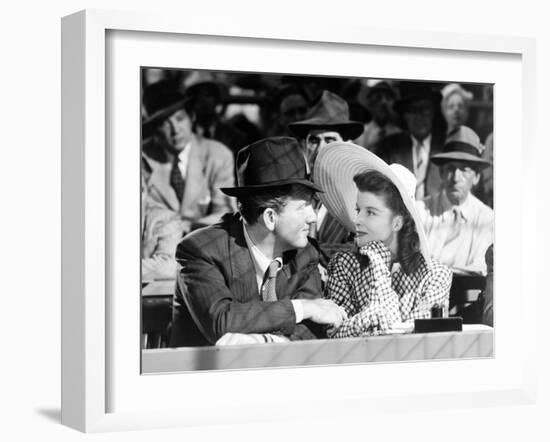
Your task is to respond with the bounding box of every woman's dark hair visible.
[238,184,315,225]
[353,170,422,274]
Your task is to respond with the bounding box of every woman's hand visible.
[359,240,392,270]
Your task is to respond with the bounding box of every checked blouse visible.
[326,241,452,338]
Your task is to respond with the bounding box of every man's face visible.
[440,161,480,205]
[306,130,344,167]
[273,197,317,251]
[157,109,194,153]
[403,100,433,141]
[367,89,396,125]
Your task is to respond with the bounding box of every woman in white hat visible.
[314,142,452,337]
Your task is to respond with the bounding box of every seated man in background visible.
[417,126,493,275]
[141,79,236,236]
[169,137,348,347]
[354,80,401,152]
[377,81,445,199]
[288,90,364,266]
[141,166,185,281]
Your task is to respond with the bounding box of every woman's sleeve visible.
[332,244,401,338]
[325,252,357,317]
[400,260,452,320]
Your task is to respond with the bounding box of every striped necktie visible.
[261,260,281,302]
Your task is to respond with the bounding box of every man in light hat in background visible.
[354,80,402,152]
[141,79,236,237]
[169,137,348,347]
[288,90,364,265]
[417,126,494,276]
[377,81,446,199]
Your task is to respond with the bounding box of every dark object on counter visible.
[431,304,443,318]
[414,317,463,333]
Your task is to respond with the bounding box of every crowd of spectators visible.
[140,68,494,330]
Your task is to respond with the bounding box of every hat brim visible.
[288,121,365,140]
[313,141,431,263]
[141,98,189,137]
[221,179,324,197]
[430,152,491,169]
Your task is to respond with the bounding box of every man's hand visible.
[300,299,348,329]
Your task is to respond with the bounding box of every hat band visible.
[443,141,482,158]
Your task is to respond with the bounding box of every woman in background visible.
[441,83,473,134]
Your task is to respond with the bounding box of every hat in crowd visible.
[430,125,491,169]
[220,137,324,197]
[288,90,364,140]
[366,80,399,99]
[313,141,430,262]
[394,81,442,114]
[182,71,228,102]
[141,80,190,138]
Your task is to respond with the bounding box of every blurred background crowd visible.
[140,68,494,346]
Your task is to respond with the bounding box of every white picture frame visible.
[61,9,537,433]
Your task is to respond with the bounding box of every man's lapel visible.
[148,161,180,212]
[227,216,258,302]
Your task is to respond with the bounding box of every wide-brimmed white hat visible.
[313,142,430,262]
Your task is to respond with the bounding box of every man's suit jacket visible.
[376,131,446,198]
[169,213,325,347]
[143,135,236,229]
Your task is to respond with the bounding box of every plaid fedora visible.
[430,126,491,169]
[313,141,430,262]
[288,90,364,140]
[220,137,324,197]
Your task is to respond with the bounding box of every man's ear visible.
[262,208,277,232]
[473,171,481,186]
[392,215,404,232]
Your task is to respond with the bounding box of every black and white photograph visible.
[140,68,494,372]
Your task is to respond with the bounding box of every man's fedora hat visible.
[313,141,430,262]
[141,80,190,138]
[394,81,442,114]
[366,80,399,99]
[288,90,364,140]
[220,137,324,197]
[182,71,228,102]
[430,125,491,169]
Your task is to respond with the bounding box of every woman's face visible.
[354,190,401,249]
[443,93,468,130]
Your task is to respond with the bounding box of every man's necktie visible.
[170,157,185,202]
[444,207,463,246]
[261,260,281,302]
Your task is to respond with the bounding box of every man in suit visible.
[376,81,446,199]
[142,79,236,236]
[288,90,364,266]
[169,137,348,347]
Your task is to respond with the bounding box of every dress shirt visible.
[411,134,431,199]
[175,141,192,179]
[417,191,494,275]
[242,223,304,323]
